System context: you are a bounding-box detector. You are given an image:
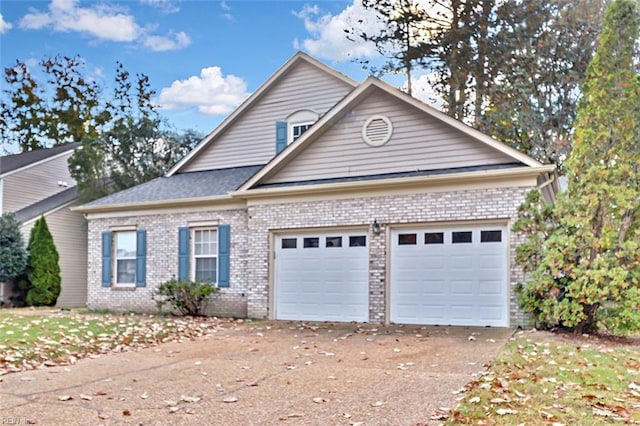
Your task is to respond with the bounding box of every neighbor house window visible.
[115,231,137,285]
[192,228,218,283]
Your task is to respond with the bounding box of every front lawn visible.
[0,309,230,375]
[445,330,640,424]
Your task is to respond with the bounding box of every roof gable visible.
[168,51,358,175]
[0,143,79,176]
[238,78,544,191]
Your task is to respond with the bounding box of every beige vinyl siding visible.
[20,205,88,307]
[182,61,354,172]
[3,151,76,213]
[265,91,518,184]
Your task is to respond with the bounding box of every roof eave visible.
[231,165,556,200]
[72,194,239,214]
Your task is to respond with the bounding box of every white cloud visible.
[17,0,191,52]
[19,0,141,41]
[220,1,234,21]
[407,72,444,110]
[0,13,13,34]
[140,0,180,14]
[143,31,191,51]
[293,2,382,62]
[158,67,250,116]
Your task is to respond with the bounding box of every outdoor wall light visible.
[371,219,382,235]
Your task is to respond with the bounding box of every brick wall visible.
[87,209,249,317]
[246,185,533,326]
[86,185,534,327]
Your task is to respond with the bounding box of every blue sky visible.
[0,0,435,146]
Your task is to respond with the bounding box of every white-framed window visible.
[115,231,137,285]
[192,228,218,283]
[287,109,319,144]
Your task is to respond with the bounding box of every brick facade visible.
[87,185,534,327]
[87,209,250,317]
[245,185,533,326]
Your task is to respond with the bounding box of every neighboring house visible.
[0,143,88,307]
[75,52,558,327]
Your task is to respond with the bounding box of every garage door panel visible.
[275,232,369,322]
[391,226,508,327]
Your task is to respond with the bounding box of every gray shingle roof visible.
[0,143,79,175]
[85,165,263,207]
[14,186,79,223]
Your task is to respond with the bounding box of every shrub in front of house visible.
[25,216,61,306]
[154,278,218,316]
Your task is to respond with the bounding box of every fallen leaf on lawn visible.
[469,396,481,403]
[58,395,72,401]
[495,408,517,415]
[539,410,555,420]
[490,397,511,404]
[370,401,384,407]
[287,413,304,418]
[592,406,615,417]
[628,382,640,390]
[80,394,93,401]
[223,397,238,403]
[180,395,201,403]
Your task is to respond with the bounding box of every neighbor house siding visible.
[86,208,249,316]
[20,205,88,307]
[265,91,518,184]
[2,151,76,213]
[181,61,355,172]
[245,184,534,327]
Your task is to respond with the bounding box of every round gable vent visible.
[362,115,393,147]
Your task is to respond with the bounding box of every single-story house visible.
[1,143,88,307]
[75,52,558,327]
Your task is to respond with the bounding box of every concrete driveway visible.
[1,321,512,425]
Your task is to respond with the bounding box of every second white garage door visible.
[274,231,369,322]
[390,225,508,327]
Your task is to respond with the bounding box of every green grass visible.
[445,331,640,424]
[0,309,224,374]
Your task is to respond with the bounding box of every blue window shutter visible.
[101,231,112,287]
[276,121,287,154]
[135,229,147,287]
[218,224,230,287]
[178,227,190,281]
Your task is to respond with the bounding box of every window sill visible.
[112,285,136,291]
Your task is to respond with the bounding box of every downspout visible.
[536,173,557,204]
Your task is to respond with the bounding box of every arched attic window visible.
[287,109,319,144]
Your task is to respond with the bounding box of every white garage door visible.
[390,225,508,327]
[274,232,369,322]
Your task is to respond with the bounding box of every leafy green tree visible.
[478,0,608,167]
[346,0,446,96]
[69,63,200,202]
[0,212,28,283]
[23,216,61,306]
[1,56,109,151]
[515,0,640,335]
